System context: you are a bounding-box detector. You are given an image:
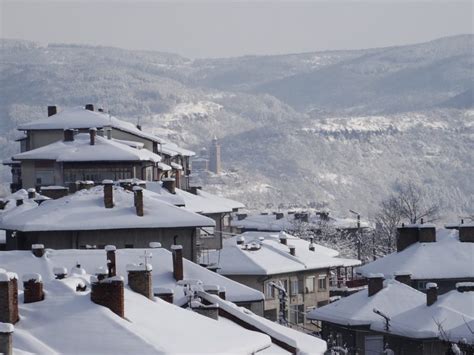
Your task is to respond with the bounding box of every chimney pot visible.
[426,283,438,306]
[47,105,57,117]
[289,245,296,256]
[89,127,97,145]
[85,104,94,111]
[279,231,288,245]
[64,129,74,142]
[31,244,45,257]
[172,245,184,281]
[27,188,36,199]
[367,273,384,296]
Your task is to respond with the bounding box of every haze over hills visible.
[0,35,473,220]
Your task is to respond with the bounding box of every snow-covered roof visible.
[231,212,369,232]
[12,133,161,163]
[200,292,327,355]
[160,140,195,157]
[372,289,474,343]
[206,232,360,276]
[18,106,165,143]
[357,229,474,280]
[146,182,244,214]
[307,280,425,326]
[1,249,270,354]
[0,186,215,232]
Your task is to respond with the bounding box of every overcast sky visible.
[1,1,472,58]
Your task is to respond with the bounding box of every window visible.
[318,275,327,291]
[305,276,315,293]
[290,279,299,295]
[265,282,275,299]
[289,304,305,324]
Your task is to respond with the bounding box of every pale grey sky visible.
[1,1,472,58]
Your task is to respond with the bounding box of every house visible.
[231,210,370,236]
[307,274,474,354]
[0,245,327,354]
[357,225,474,294]
[0,184,215,262]
[10,130,163,190]
[205,231,361,329]
[7,105,194,191]
[147,182,244,251]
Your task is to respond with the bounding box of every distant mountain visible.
[1,35,472,220]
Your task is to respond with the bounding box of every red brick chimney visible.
[426,283,438,306]
[154,287,174,303]
[85,104,94,111]
[0,322,14,355]
[367,273,384,296]
[162,178,176,194]
[133,186,144,217]
[90,276,124,318]
[64,129,74,142]
[31,244,45,258]
[102,180,114,209]
[47,105,57,117]
[394,271,412,286]
[0,272,19,324]
[27,188,36,199]
[22,274,44,303]
[89,127,97,145]
[105,245,117,277]
[127,263,153,300]
[172,245,184,281]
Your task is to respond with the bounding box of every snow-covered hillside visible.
[0,36,472,219]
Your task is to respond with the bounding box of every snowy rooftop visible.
[206,232,360,276]
[231,212,369,232]
[0,185,215,232]
[146,182,244,214]
[12,133,162,163]
[357,229,474,280]
[307,280,425,326]
[371,289,474,343]
[1,249,271,354]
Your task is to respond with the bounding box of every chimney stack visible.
[236,236,245,245]
[172,245,184,281]
[426,283,438,306]
[22,274,44,303]
[367,273,384,296]
[89,127,97,145]
[191,301,219,320]
[15,199,23,207]
[236,213,247,221]
[162,178,176,194]
[47,105,57,117]
[127,263,153,299]
[90,276,124,318]
[85,104,94,111]
[105,245,117,277]
[27,188,36,199]
[64,129,74,142]
[53,267,67,280]
[279,231,288,245]
[31,244,45,258]
[289,245,296,256]
[418,225,436,243]
[203,285,220,296]
[275,212,284,220]
[456,282,474,292]
[459,225,474,243]
[396,224,419,252]
[394,271,412,286]
[154,287,174,303]
[102,180,114,208]
[133,186,144,217]
[0,271,19,324]
[0,323,14,355]
[189,186,201,195]
[219,287,226,300]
